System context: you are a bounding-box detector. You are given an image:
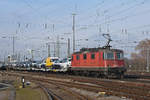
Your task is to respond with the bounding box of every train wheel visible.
[94,72,100,78]
[103,71,109,79]
[117,73,124,79]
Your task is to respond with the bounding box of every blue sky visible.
[0,0,150,60]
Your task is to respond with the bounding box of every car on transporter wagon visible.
[51,58,71,72]
[43,57,60,71]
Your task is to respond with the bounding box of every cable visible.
[22,0,35,10]
[108,0,147,19]
[77,0,148,31]
[77,7,150,33]
[77,0,137,25]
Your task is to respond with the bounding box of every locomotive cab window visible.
[116,52,123,60]
[83,54,87,60]
[76,55,80,60]
[91,53,95,59]
[104,52,114,59]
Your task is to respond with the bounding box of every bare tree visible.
[130,39,150,72]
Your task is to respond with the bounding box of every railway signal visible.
[22,76,25,88]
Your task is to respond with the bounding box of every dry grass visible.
[16,87,41,100]
[15,82,48,100]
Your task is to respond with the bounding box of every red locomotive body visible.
[71,48,126,78]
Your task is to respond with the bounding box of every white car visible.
[50,57,60,64]
[52,58,71,72]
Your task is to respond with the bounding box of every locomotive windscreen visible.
[103,51,124,60]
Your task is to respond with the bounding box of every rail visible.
[39,84,63,100]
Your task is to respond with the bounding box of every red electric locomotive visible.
[70,34,126,78]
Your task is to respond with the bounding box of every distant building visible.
[7,55,17,63]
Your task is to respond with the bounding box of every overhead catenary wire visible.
[77,7,150,33]
[1,0,150,59]
[76,0,148,31]
[77,0,141,25]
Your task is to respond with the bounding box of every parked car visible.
[0,63,7,70]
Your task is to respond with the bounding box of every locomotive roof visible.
[73,47,123,54]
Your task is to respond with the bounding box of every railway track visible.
[1,71,89,100]
[39,84,63,100]
[2,71,150,100]
[37,81,90,100]
[35,77,150,100]
[5,70,150,83]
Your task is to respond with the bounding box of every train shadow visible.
[123,74,141,79]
